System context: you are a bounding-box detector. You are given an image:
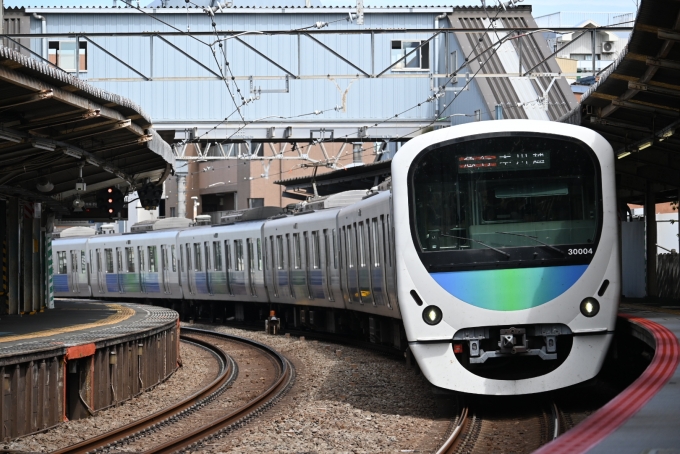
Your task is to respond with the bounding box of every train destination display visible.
[458,151,551,172]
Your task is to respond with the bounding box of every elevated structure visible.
[2,4,581,215]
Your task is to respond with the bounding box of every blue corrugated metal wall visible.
[30,10,454,124]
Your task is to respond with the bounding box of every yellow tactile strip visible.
[0,304,136,343]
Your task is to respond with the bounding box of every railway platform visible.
[536,298,680,454]
[0,299,179,440]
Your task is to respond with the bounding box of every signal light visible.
[453,343,463,354]
[96,186,125,218]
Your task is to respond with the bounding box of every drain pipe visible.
[434,13,447,115]
[32,13,47,60]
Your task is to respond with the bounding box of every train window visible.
[311,231,320,269]
[247,239,255,271]
[57,251,67,274]
[286,234,292,272]
[116,248,123,274]
[204,242,211,271]
[70,251,78,273]
[180,245,185,272]
[193,243,202,272]
[234,240,244,271]
[138,247,145,273]
[381,216,388,268]
[104,249,114,273]
[225,240,232,270]
[213,241,222,271]
[346,226,354,268]
[89,250,94,274]
[323,229,330,269]
[171,245,177,272]
[185,244,191,272]
[148,246,157,272]
[358,223,366,267]
[126,247,135,272]
[276,236,284,270]
[81,251,87,274]
[96,249,103,273]
[292,234,301,269]
[268,237,274,270]
[372,218,380,267]
[257,238,263,270]
[332,229,337,269]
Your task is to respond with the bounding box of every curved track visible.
[54,329,294,454]
[53,334,235,454]
[435,398,562,454]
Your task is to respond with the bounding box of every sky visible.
[4,0,639,19]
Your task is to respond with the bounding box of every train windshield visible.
[410,134,601,269]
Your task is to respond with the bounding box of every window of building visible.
[57,251,67,274]
[247,198,264,208]
[48,41,87,72]
[391,40,429,70]
[170,207,176,217]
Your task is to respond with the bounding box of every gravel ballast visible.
[7,324,448,453]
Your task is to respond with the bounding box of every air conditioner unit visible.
[601,41,615,53]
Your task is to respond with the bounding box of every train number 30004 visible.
[568,248,593,255]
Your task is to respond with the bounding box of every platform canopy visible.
[0,45,174,217]
[560,0,680,204]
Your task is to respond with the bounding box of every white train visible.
[53,120,620,395]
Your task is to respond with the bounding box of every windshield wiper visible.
[440,234,510,259]
[494,232,566,257]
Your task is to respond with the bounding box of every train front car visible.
[392,120,619,395]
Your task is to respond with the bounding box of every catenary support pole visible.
[645,181,657,297]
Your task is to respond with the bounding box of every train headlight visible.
[580,297,600,317]
[422,306,443,325]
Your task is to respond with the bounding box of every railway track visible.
[55,328,294,454]
[435,397,563,454]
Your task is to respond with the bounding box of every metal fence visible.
[657,253,680,299]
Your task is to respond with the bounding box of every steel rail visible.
[435,402,469,454]
[550,401,561,440]
[52,335,234,454]
[141,327,294,454]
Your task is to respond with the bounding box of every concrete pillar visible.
[33,205,41,312]
[22,202,33,313]
[177,174,186,219]
[0,200,5,315]
[645,182,657,297]
[7,198,19,315]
